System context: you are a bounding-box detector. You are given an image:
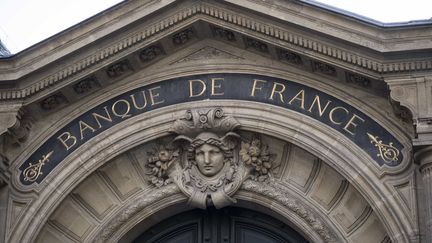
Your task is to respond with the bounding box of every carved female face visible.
[195,143,225,177]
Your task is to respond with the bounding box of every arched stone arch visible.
[9,100,414,242]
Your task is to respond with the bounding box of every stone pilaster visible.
[415,146,432,242]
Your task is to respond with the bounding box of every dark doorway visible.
[133,207,309,243]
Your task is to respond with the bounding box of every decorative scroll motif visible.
[244,37,268,53]
[73,77,98,94]
[7,111,32,145]
[22,151,53,182]
[106,60,132,78]
[278,49,303,65]
[40,93,68,110]
[172,28,194,45]
[170,108,239,136]
[312,61,336,76]
[144,108,274,209]
[139,45,164,62]
[211,25,236,41]
[367,133,400,164]
[346,73,371,87]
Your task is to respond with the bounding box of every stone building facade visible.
[0,0,431,242]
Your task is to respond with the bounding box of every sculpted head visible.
[174,131,239,177]
[195,142,224,176]
[188,132,238,177]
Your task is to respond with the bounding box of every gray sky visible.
[0,0,431,54]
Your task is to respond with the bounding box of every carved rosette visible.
[144,108,274,209]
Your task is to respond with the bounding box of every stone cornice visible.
[0,0,432,101]
[229,0,432,51]
[0,0,175,78]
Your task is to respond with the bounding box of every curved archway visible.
[131,206,309,243]
[19,104,407,242]
[8,71,414,243]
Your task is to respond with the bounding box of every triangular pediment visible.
[1,0,431,105]
[0,0,424,146]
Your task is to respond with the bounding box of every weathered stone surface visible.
[0,0,429,242]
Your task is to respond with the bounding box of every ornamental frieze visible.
[19,73,405,186]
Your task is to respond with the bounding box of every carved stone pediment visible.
[144,108,274,209]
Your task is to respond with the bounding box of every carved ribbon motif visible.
[144,108,274,209]
[367,133,400,164]
[22,151,53,182]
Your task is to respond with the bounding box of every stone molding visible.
[6,104,415,243]
[0,103,23,136]
[0,103,28,186]
[414,146,432,242]
[240,180,338,242]
[91,181,339,243]
[93,184,180,243]
[388,76,432,144]
[7,65,411,192]
[415,146,432,170]
[1,1,432,101]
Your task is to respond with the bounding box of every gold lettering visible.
[148,86,165,106]
[269,82,286,102]
[250,79,267,97]
[112,99,131,119]
[130,91,148,109]
[343,113,365,135]
[307,95,332,117]
[329,106,349,125]
[288,89,305,109]
[57,132,77,151]
[92,106,113,129]
[211,78,224,96]
[189,79,206,97]
[78,120,96,140]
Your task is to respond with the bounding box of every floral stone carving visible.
[144,108,275,209]
[240,136,273,181]
[145,144,179,187]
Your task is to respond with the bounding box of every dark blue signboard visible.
[19,73,404,185]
